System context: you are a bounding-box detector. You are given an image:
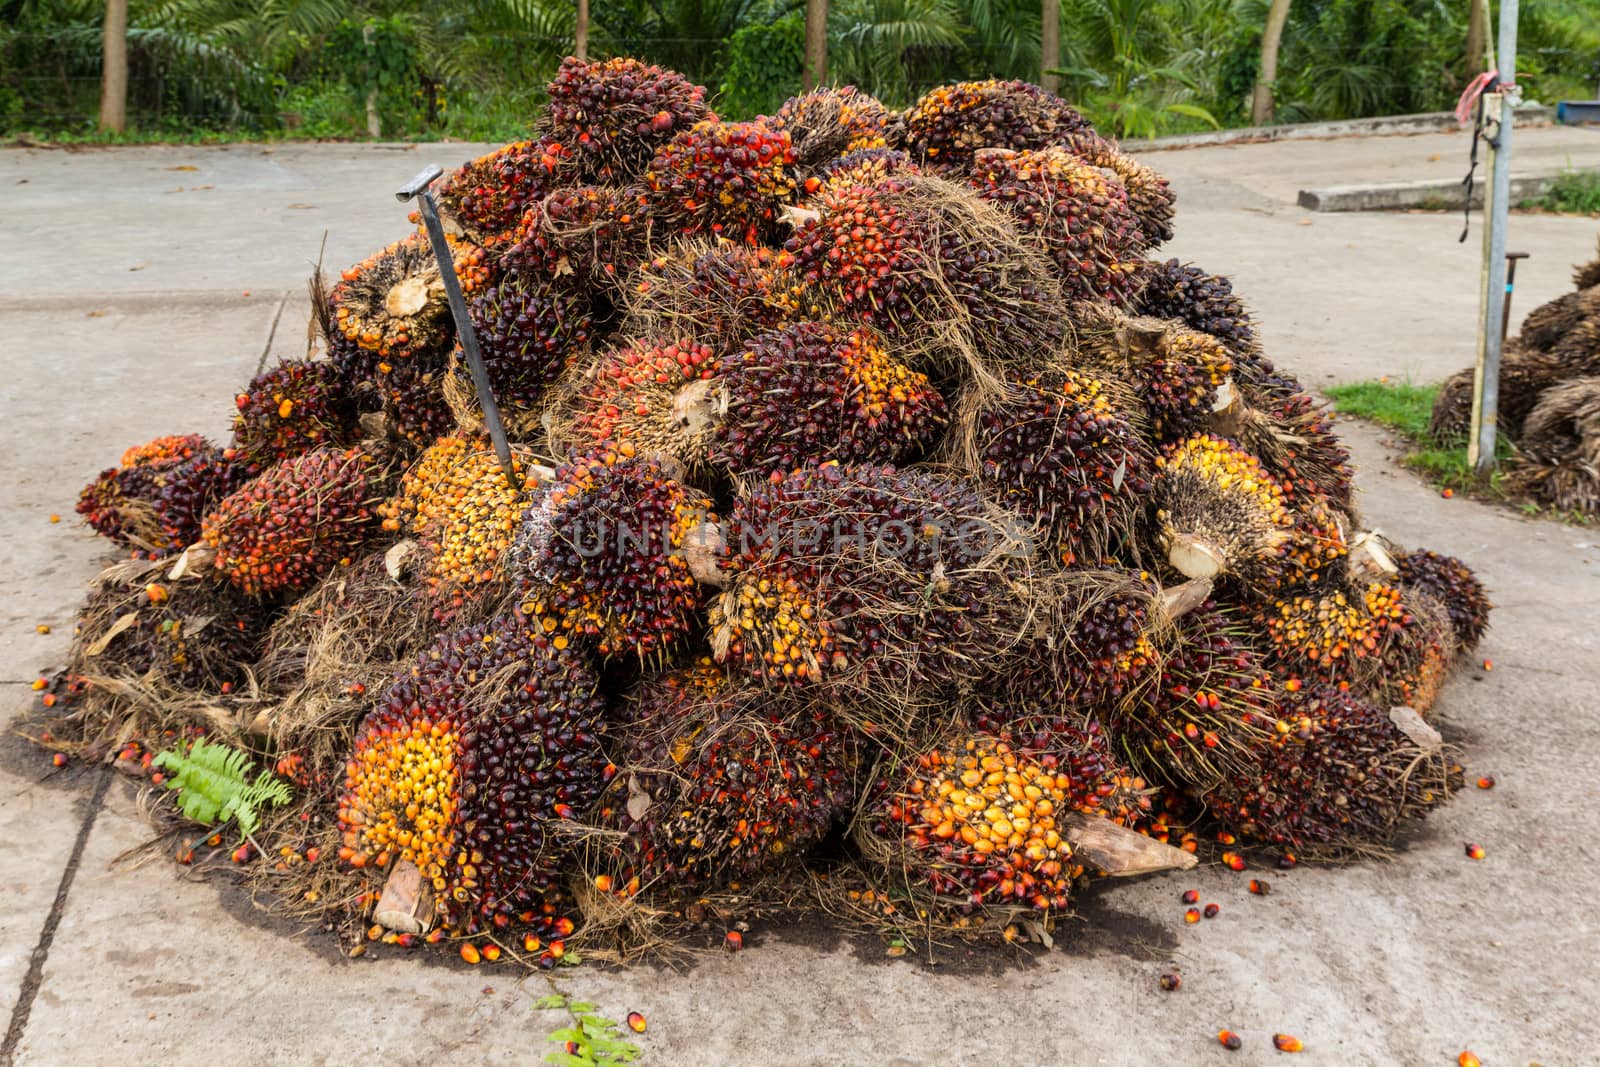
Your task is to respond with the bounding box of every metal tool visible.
[395,164,518,487]
[1501,251,1529,347]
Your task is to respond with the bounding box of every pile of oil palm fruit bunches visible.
[44,57,1490,962]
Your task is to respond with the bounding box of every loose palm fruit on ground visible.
[550,337,719,468]
[968,146,1148,304]
[970,368,1152,564]
[519,454,715,660]
[1209,683,1455,854]
[339,616,606,934]
[436,138,572,241]
[785,174,1064,372]
[1394,548,1492,654]
[771,86,891,174]
[1132,259,1256,353]
[202,446,379,598]
[709,462,1029,698]
[229,359,355,473]
[383,435,545,595]
[625,243,803,357]
[643,118,797,241]
[605,662,855,888]
[899,79,1090,173]
[866,735,1081,913]
[711,321,946,478]
[544,56,710,180]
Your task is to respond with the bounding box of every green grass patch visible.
[1520,168,1600,216]
[1323,381,1438,438]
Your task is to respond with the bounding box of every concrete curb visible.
[1298,171,1566,212]
[1133,105,1556,152]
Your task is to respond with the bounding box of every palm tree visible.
[99,0,128,130]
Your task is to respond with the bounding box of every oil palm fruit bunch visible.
[503,184,648,291]
[202,446,380,598]
[1149,434,1297,586]
[967,703,1156,830]
[1133,327,1236,441]
[625,242,802,357]
[1133,259,1256,353]
[1254,579,1416,693]
[518,454,715,660]
[786,174,1063,371]
[607,662,856,888]
[1112,602,1279,790]
[898,79,1090,173]
[771,86,891,175]
[709,462,1029,698]
[643,119,797,241]
[229,359,355,473]
[1217,389,1355,511]
[382,435,545,595]
[338,616,608,934]
[710,321,947,479]
[330,235,455,365]
[1394,548,1491,654]
[865,735,1082,914]
[1209,683,1455,854]
[548,336,719,468]
[813,147,921,195]
[968,146,1148,304]
[968,368,1153,565]
[1062,131,1176,245]
[78,434,241,555]
[466,269,594,408]
[544,56,711,180]
[436,138,572,242]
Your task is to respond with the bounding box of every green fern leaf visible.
[152,739,292,841]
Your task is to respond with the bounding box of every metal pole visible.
[395,165,519,488]
[1467,0,1518,472]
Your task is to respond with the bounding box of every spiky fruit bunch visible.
[202,446,378,597]
[519,455,715,659]
[1223,391,1354,509]
[1063,131,1176,245]
[74,575,276,691]
[1256,580,1412,685]
[230,360,354,472]
[712,321,947,478]
[1210,684,1454,853]
[331,235,454,363]
[772,86,891,173]
[867,736,1080,913]
[78,434,240,554]
[1150,435,1298,589]
[1133,259,1255,352]
[466,270,593,407]
[1135,327,1235,440]
[968,706,1155,830]
[813,147,920,193]
[363,344,455,446]
[710,463,1027,695]
[503,184,647,289]
[1395,549,1491,654]
[609,663,855,887]
[1113,603,1278,790]
[437,138,572,241]
[786,175,1063,367]
[545,56,710,179]
[899,79,1090,173]
[383,435,543,593]
[626,243,802,356]
[553,337,719,465]
[968,146,1147,303]
[972,369,1152,564]
[643,119,797,240]
[338,617,608,933]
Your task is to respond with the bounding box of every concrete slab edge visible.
[1134,105,1556,152]
[1299,171,1566,212]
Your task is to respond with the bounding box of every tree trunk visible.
[1250,0,1292,126]
[98,0,128,133]
[1041,0,1060,93]
[803,0,828,92]
[575,0,589,61]
[1464,0,1487,79]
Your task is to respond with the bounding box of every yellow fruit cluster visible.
[1157,434,1291,528]
[338,714,460,886]
[714,574,836,683]
[1264,581,1407,670]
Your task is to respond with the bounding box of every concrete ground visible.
[2,126,1598,1066]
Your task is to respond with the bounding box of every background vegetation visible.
[3,0,1597,142]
